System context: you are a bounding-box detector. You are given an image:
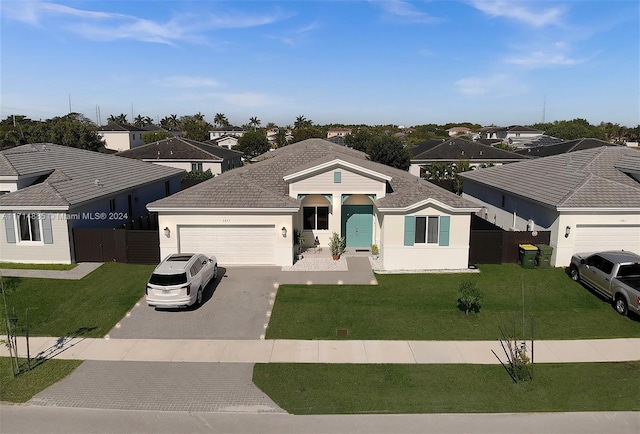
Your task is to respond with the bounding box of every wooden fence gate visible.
[73,228,160,264]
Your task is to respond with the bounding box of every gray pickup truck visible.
[570,250,640,316]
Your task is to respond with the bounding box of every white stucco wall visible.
[380,205,472,271]
[145,160,223,175]
[99,131,145,152]
[0,212,72,264]
[156,212,295,266]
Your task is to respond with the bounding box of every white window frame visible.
[303,206,329,231]
[415,216,439,244]
[17,213,43,243]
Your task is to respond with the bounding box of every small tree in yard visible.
[457,280,483,315]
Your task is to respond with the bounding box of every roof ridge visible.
[557,172,592,206]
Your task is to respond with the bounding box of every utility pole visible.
[541,96,546,124]
[68,94,72,113]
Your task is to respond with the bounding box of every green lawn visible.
[0,262,154,338]
[267,265,640,340]
[254,362,640,414]
[0,357,83,403]
[0,263,78,270]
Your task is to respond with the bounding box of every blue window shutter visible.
[4,213,16,243]
[439,216,450,246]
[404,216,415,246]
[42,214,54,244]
[334,171,341,183]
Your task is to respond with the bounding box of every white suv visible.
[146,253,218,308]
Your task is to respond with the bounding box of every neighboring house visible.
[209,127,247,140]
[208,136,240,150]
[0,143,183,264]
[409,138,527,177]
[514,138,618,158]
[446,127,472,137]
[327,128,352,139]
[147,139,480,270]
[115,137,242,175]
[483,125,544,148]
[460,147,640,267]
[517,135,564,148]
[97,123,148,152]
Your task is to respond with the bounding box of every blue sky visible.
[1,1,638,128]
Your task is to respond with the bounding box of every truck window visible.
[586,255,603,269]
[600,259,614,274]
[618,264,640,277]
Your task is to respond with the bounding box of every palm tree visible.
[134,115,145,127]
[214,113,229,128]
[107,113,128,124]
[294,115,312,130]
[249,117,261,131]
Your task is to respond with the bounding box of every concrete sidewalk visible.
[3,336,639,364]
[0,262,103,280]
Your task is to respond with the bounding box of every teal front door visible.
[342,205,373,248]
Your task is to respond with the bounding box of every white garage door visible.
[179,225,275,265]
[574,224,640,254]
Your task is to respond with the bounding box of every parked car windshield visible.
[617,264,640,278]
[149,273,188,286]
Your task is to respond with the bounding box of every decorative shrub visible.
[457,280,483,315]
[328,232,345,257]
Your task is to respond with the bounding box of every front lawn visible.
[0,357,83,403]
[0,262,154,337]
[267,265,640,340]
[254,362,640,414]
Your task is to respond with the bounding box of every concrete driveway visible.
[107,266,282,340]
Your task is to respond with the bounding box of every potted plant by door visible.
[294,229,306,260]
[370,244,379,260]
[329,232,345,260]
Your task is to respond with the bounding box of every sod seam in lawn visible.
[253,362,640,414]
[266,265,640,340]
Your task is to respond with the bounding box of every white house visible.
[483,125,544,148]
[460,147,640,267]
[209,127,247,141]
[147,139,480,270]
[97,123,148,152]
[0,143,183,264]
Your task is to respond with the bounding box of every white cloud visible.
[470,0,564,27]
[505,41,587,68]
[155,76,223,88]
[1,1,290,45]
[455,73,526,97]
[376,0,440,24]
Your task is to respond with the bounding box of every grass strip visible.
[0,263,78,271]
[0,357,82,403]
[254,362,640,414]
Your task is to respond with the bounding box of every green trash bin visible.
[519,244,538,269]
[535,244,553,269]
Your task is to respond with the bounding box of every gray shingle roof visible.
[460,147,640,208]
[515,138,616,158]
[149,138,479,211]
[411,138,527,161]
[0,143,184,208]
[116,137,241,161]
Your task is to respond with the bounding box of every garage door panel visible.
[574,225,640,254]
[179,225,275,265]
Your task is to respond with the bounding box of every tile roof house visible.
[514,138,618,158]
[483,125,544,148]
[147,139,480,270]
[409,138,528,177]
[115,137,242,175]
[97,123,149,152]
[0,143,183,264]
[460,147,640,266]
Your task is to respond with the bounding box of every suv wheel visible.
[569,266,580,282]
[614,295,628,316]
[196,287,203,306]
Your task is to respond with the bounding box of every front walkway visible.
[4,336,639,364]
[0,262,103,280]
